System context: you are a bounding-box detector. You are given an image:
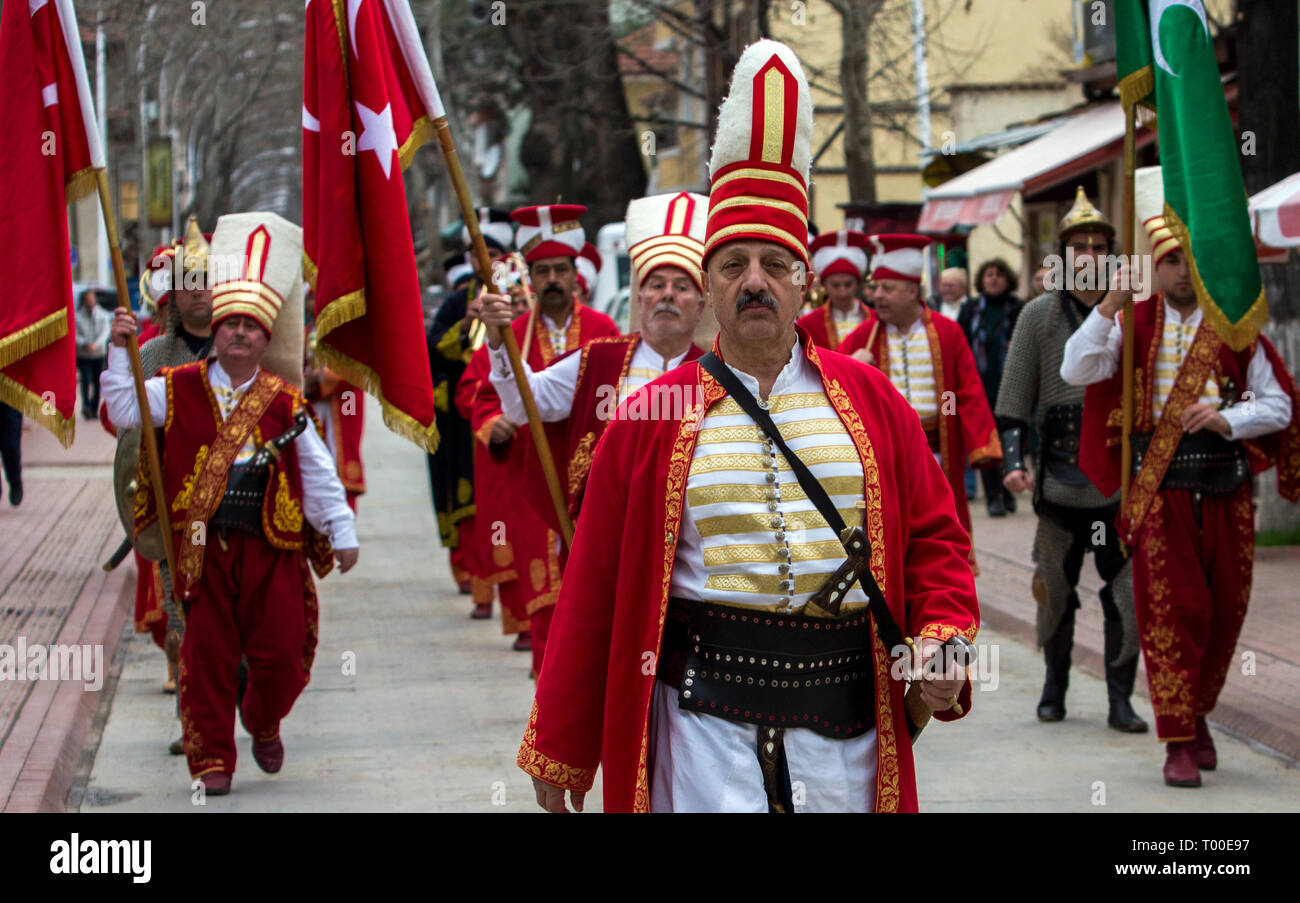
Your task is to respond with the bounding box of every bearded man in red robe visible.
[467,206,620,674]
[479,191,709,536]
[517,40,978,813]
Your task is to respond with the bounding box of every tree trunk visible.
[508,0,646,229]
[1236,0,1300,534]
[839,0,885,203]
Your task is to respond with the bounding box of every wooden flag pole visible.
[431,116,575,547]
[1120,102,1137,513]
[93,170,181,607]
[513,253,539,363]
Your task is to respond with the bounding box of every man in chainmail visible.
[995,189,1146,733]
[118,220,219,754]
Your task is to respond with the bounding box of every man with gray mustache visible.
[517,40,978,813]
[480,191,709,530]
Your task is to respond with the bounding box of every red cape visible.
[518,326,979,812]
[839,307,1001,571]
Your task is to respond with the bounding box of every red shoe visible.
[512,630,532,652]
[252,736,284,774]
[1162,741,1202,787]
[471,602,493,620]
[199,772,232,796]
[1194,716,1217,771]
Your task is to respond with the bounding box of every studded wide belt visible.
[210,463,269,536]
[657,596,877,739]
[1130,430,1249,495]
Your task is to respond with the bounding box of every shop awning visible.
[918,102,1152,233]
[1250,171,1300,249]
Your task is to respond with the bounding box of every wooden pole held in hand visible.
[94,170,182,609]
[432,116,575,547]
[1120,103,1137,514]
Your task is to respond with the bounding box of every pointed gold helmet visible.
[179,216,210,281]
[1058,186,1115,243]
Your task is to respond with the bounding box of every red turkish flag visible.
[0,0,105,447]
[303,0,442,452]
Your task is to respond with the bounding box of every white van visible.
[591,222,631,332]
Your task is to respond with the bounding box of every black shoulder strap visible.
[698,352,906,654]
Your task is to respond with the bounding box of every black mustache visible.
[542,283,564,294]
[735,291,777,315]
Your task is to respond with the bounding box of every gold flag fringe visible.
[0,371,75,448]
[314,341,440,453]
[0,309,67,372]
[66,167,100,204]
[1118,66,1156,113]
[1164,204,1269,352]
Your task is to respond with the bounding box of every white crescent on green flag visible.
[1115,0,1266,351]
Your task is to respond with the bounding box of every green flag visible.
[1116,0,1265,350]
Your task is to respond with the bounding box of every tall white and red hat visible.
[626,191,708,291]
[869,234,930,283]
[1135,166,1180,266]
[703,40,814,271]
[810,229,870,282]
[208,211,306,387]
[510,204,586,264]
[575,242,601,295]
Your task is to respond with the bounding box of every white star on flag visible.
[354,101,397,178]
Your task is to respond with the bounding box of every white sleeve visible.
[1060,307,1123,386]
[1220,344,1294,441]
[486,343,582,424]
[101,345,166,429]
[296,424,358,549]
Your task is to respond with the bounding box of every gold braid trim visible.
[0,370,75,448]
[302,252,319,292]
[517,701,598,792]
[315,342,441,453]
[0,308,68,371]
[172,444,210,514]
[314,286,367,339]
[1162,204,1268,353]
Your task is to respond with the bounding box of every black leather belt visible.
[1131,430,1249,495]
[211,463,268,535]
[1041,404,1090,487]
[657,596,877,739]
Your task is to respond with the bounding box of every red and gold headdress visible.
[626,191,707,291]
[702,40,813,271]
[1136,166,1180,266]
[810,229,870,282]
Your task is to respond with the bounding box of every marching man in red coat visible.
[518,40,978,813]
[103,212,359,796]
[839,235,1002,573]
[1063,166,1300,787]
[468,205,620,674]
[796,228,870,350]
[480,190,709,538]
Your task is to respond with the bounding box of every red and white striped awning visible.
[1250,171,1300,250]
[918,102,1154,233]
